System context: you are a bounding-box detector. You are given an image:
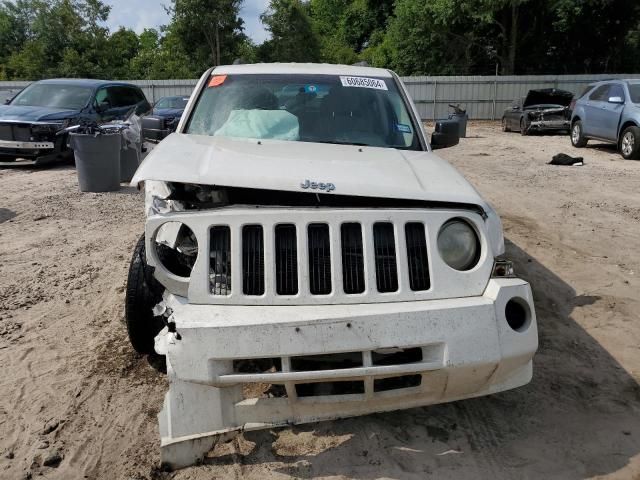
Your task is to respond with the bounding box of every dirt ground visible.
[1,122,639,480]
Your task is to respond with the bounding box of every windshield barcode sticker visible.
[340,76,388,90]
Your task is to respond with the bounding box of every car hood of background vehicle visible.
[523,88,573,108]
[0,104,80,122]
[152,108,184,118]
[133,133,488,208]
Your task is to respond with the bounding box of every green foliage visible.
[259,0,320,62]
[0,0,638,80]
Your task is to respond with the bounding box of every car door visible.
[583,84,611,138]
[506,99,521,129]
[598,83,625,141]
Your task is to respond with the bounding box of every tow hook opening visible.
[505,297,531,332]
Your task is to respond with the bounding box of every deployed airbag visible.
[214,109,299,141]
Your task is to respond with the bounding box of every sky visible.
[102,0,270,43]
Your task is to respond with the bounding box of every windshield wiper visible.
[311,140,373,147]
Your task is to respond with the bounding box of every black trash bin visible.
[448,104,468,138]
[70,132,121,192]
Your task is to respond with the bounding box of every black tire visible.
[620,126,640,160]
[571,120,588,148]
[501,117,510,132]
[520,118,529,136]
[125,234,166,354]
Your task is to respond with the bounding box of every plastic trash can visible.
[448,104,468,138]
[70,133,121,192]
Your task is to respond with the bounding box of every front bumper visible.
[529,119,570,130]
[156,277,538,469]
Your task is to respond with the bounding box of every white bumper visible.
[157,277,537,469]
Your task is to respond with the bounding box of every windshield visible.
[155,96,189,109]
[628,83,640,104]
[10,83,93,110]
[186,74,420,150]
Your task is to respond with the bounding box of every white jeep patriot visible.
[126,63,538,469]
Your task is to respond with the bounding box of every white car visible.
[127,63,538,469]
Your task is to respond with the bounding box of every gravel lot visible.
[0,122,639,480]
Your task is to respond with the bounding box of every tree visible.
[168,0,246,70]
[259,0,321,62]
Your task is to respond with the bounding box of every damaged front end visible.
[0,120,70,165]
[522,89,574,133]
[138,180,537,470]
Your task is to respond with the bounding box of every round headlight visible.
[437,219,480,271]
[154,221,198,277]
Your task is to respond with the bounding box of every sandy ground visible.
[0,122,639,480]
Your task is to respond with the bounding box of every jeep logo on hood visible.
[300,179,336,192]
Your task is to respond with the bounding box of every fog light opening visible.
[505,297,530,332]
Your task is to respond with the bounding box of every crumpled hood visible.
[132,134,505,255]
[523,89,573,108]
[133,134,486,206]
[0,104,79,122]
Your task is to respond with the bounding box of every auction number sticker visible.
[340,76,388,90]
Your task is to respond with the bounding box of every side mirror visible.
[4,97,12,105]
[512,105,519,110]
[431,119,460,150]
[608,96,624,104]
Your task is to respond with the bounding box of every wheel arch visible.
[619,120,639,141]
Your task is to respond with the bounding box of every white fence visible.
[2,74,640,120]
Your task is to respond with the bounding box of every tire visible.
[571,120,588,148]
[501,117,510,132]
[520,118,529,136]
[125,234,166,354]
[620,126,640,160]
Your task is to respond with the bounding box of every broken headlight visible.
[154,221,198,277]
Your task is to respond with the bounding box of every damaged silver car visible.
[502,88,574,135]
[126,63,538,469]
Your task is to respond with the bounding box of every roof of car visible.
[35,78,140,88]
[212,63,393,78]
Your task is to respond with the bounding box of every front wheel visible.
[501,117,510,132]
[571,121,588,147]
[620,126,640,160]
[125,234,166,354]
[520,118,529,136]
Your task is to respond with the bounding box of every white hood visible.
[134,134,484,207]
[132,133,504,254]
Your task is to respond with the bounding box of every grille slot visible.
[295,381,365,397]
[210,226,231,295]
[373,222,398,292]
[341,223,365,294]
[275,224,298,295]
[374,375,422,392]
[405,222,431,291]
[308,224,332,295]
[242,225,265,295]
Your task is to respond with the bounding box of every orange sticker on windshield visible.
[208,75,227,87]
